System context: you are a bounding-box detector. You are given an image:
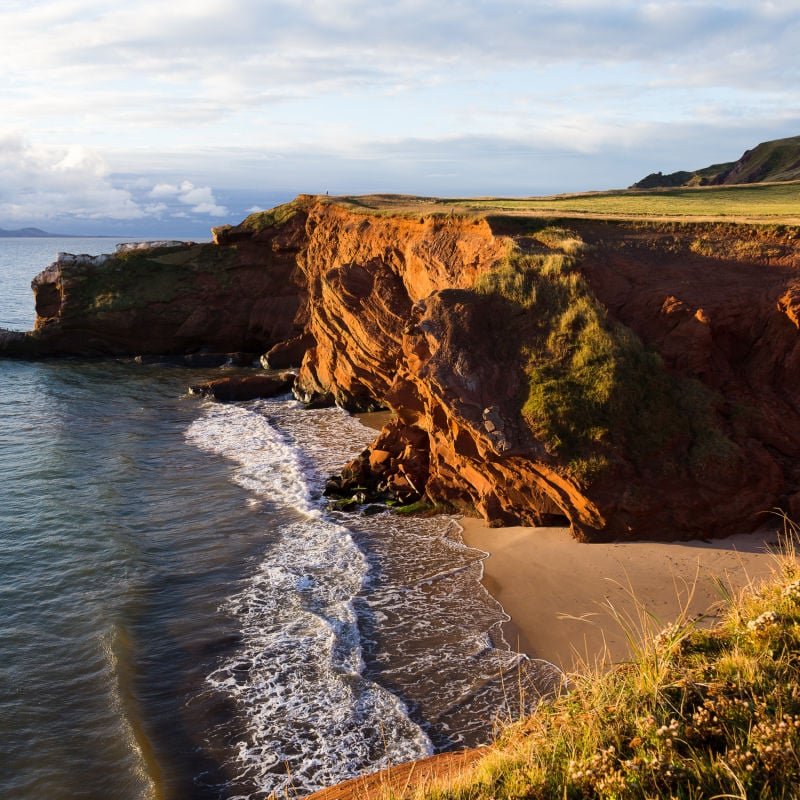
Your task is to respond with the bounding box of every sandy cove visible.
[357,410,784,671]
[460,518,783,671]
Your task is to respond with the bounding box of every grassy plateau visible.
[329,181,800,224]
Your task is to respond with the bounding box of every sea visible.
[0,238,560,800]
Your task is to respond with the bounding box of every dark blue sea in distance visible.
[0,238,556,799]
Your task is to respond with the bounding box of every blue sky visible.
[1,0,798,236]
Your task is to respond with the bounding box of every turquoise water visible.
[0,239,550,799]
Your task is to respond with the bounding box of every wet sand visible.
[460,519,785,671]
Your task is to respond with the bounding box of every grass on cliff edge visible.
[71,244,241,313]
[392,529,800,800]
[474,227,737,481]
[329,182,800,223]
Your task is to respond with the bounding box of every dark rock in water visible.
[134,354,189,366]
[190,373,295,401]
[0,329,43,358]
[225,352,259,367]
[293,384,336,409]
[330,497,360,512]
[362,504,387,517]
[261,333,315,369]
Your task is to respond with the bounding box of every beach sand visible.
[460,519,785,671]
[355,409,394,431]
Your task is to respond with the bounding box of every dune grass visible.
[473,227,737,481]
[395,525,800,800]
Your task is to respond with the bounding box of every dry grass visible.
[386,521,800,800]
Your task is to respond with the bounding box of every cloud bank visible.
[0,1,798,231]
[0,134,229,233]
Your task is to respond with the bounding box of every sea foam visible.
[186,396,562,797]
[186,399,431,796]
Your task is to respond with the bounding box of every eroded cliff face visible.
[292,205,507,408]
[8,198,800,541]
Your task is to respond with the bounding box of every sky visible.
[1,0,799,236]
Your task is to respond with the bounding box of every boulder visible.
[189,373,294,401]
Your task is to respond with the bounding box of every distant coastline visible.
[0,227,113,238]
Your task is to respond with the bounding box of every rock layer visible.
[5,198,800,542]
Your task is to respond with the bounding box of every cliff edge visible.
[5,195,800,542]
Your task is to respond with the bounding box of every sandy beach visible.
[460,519,785,671]
[355,411,785,671]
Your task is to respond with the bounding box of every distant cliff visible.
[4,195,800,543]
[632,135,800,188]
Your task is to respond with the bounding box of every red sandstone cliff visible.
[7,197,800,542]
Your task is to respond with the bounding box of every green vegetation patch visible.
[234,200,300,234]
[67,243,239,314]
[454,182,800,221]
[475,228,738,480]
[412,537,800,800]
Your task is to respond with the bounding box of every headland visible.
[4,186,800,546]
[4,180,800,797]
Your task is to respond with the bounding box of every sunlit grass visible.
[385,521,800,800]
[329,182,800,223]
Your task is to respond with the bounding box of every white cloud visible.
[0,133,231,228]
[149,182,181,197]
[149,180,227,215]
[0,133,145,221]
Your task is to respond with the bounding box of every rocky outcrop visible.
[5,198,800,541]
[189,372,295,401]
[304,747,488,800]
[292,205,506,410]
[2,210,309,357]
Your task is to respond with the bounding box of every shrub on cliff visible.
[475,227,738,481]
[406,532,800,800]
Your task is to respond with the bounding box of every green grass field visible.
[332,181,800,223]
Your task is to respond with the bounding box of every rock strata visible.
[5,198,800,541]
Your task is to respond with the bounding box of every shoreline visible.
[459,518,783,671]
[354,411,784,672]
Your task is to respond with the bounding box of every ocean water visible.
[0,239,558,799]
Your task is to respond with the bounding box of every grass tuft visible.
[235,200,300,233]
[397,520,800,800]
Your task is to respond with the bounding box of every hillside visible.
[632,135,800,189]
